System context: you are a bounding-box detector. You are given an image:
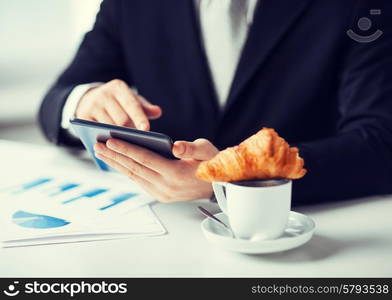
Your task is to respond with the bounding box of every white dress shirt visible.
[61,0,259,131]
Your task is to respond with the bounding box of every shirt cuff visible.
[61,82,103,136]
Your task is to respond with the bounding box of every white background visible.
[0,0,102,141]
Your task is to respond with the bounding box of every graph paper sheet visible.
[0,142,166,247]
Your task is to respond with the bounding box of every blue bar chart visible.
[2,177,143,230]
[62,188,109,204]
[1,178,52,194]
[47,183,80,196]
[0,162,165,247]
[99,193,138,211]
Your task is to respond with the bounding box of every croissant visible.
[196,128,307,182]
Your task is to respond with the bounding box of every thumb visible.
[173,139,218,161]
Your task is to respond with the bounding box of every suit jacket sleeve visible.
[293,4,392,205]
[38,0,126,147]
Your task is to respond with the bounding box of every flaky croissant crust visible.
[196,128,307,182]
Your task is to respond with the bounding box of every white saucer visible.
[201,211,315,254]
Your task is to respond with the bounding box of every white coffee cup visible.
[212,179,292,240]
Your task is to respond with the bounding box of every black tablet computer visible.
[70,118,175,171]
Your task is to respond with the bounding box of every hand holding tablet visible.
[70,118,176,171]
[70,118,218,203]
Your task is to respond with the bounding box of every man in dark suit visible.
[39,0,392,205]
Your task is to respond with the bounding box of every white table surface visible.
[0,140,391,277]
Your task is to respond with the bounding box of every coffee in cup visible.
[212,179,292,240]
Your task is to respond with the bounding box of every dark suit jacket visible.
[39,0,392,206]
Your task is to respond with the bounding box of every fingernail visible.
[174,143,185,156]
[106,139,116,150]
[94,144,104,154]
[138,122,149,130]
